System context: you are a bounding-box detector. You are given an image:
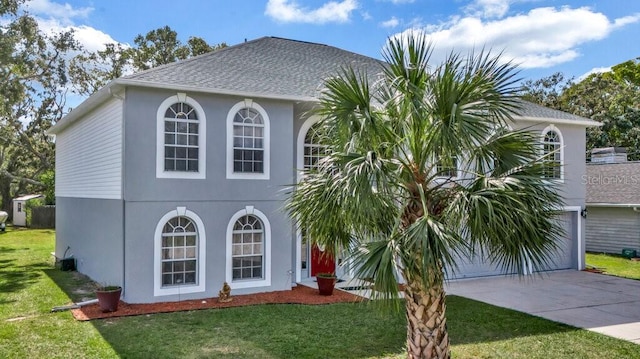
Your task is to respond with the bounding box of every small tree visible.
[287,35,564,359]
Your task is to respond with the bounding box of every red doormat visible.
[71,285,365,321]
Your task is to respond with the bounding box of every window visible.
[154,207,206,296]
[542,125,563,180]
[226,206,271,289]
[17,203,22,213]
[164,103,199,172]
[161,216,197,286]
[233,108,264,173]
[436,155,458,178]
[303,122,327,171]
[156,94,206,179]
[231,215,264,280]
[226,100,270,180]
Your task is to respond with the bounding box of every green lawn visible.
[586,252,640,280]
[1,228,639,358]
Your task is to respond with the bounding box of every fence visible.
[31,205,55,229]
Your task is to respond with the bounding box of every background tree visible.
[3,1,227,216]
[520,72,573,109]
[131,25,226,71]
[0,2,79,214]
[69,43,132,97]
[70,26,226,97]
[287,36,563,359]
[521,64,640,159]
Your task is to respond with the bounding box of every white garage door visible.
[541,212,574,270]
[447,211,575,279]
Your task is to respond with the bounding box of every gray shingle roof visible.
[50,36,599,135]
[586,162,640,204]
[514,100,593,122]
[125,36,385,100]
[126,36,595,123]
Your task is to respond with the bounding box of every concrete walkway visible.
[446,270,640,344]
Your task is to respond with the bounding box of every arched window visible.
[226,206,271,288]
[161,216,198,286]
[233,108,264,173]
[154,207,206,296]
[226,100,270,180]
[231,215,264,280]
[303,122,326,171]
[542,125,563,180]
[156,94,206,179]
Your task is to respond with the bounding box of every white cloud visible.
[37,17,121,53]
[265,0,358,24]
[384,0,415,4]
[25,0,93,25]
[578,66,611,81]
[613,14,640,28]
[18,0,119,53]
[380,16,400,28]
[393,6,640,69]
[466,0,511,18]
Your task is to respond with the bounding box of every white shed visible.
[13,194,43,226]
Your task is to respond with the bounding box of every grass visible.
[1,228,639,358]
[0,227,116,358]
[586,252,640,280]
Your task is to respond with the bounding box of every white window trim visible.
[156,93,207,179]
[295,117,322,282]
[154,207,206,297]
[226,99,270,180]
[225,206,272,289]
[541,124,564,182]
[296,116,322,183]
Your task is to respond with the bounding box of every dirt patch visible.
[71,285,364,321]
[583,267,604,274]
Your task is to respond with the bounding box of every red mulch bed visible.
[71,285,364,321]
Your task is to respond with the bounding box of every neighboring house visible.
[586,148,640,254]
[13,194,43,226]
[49,37,599,303]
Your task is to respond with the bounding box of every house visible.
[586,148,640,254]
[49,37,599,303]
[13,194,43,226]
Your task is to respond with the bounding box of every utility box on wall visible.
[622,248,637,259]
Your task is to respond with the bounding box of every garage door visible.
[541,212,574,270]
[447,211,575,279]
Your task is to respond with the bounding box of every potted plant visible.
[95,285,122,312]
[316,272,337,296]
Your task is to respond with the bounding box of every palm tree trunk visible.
[404,280,450,359]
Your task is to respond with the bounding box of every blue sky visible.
[22,0,640,82]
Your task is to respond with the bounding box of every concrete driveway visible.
[446,270,640,344]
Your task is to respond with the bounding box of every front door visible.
[310,244,335,276]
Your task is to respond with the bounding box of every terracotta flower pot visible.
[316,274,336,296]
[96,286,122,312]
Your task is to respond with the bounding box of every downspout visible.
[110,87,127,299]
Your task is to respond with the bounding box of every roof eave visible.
[586,203,640,208]
[48,79,321,135]
[119,79,319,103]
[48,81,122,135]
[514,115,602,127]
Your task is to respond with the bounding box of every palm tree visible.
[286,35,564,359]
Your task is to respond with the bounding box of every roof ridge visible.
[124,36,273,80]
[267,36,385,64]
